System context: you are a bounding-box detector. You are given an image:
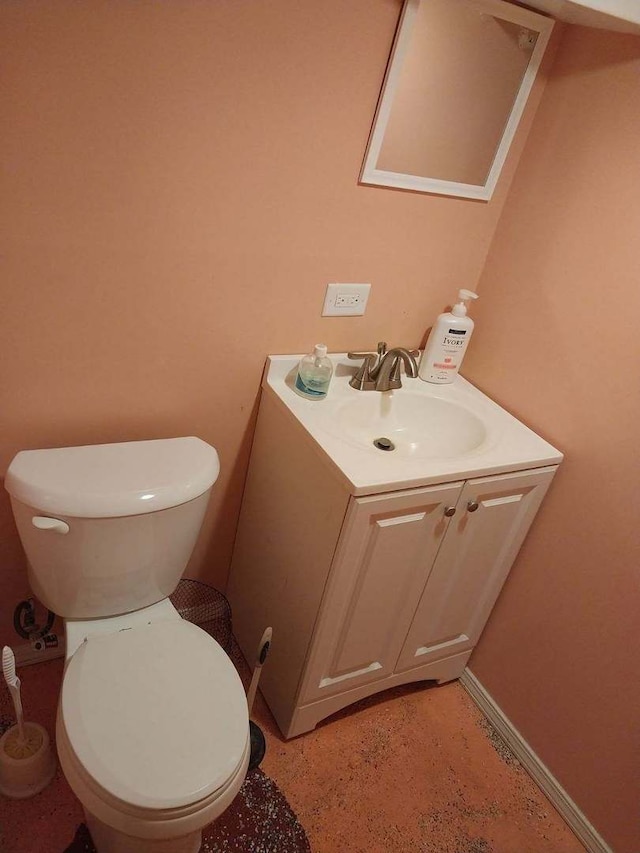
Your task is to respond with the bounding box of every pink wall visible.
[464,25,640,853]
[2,1,634,848]
[0,0,543,644]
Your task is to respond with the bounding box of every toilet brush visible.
[246,627,272,771]
[2,647,26,750]
[0,646,55,797]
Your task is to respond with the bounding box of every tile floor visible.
[0,654,586,853]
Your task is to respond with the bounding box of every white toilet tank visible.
[5,437,220,619]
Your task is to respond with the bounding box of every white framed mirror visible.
[360,0,554,201]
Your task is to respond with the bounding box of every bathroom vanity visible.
[228,355,562,739]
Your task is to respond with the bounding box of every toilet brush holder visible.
[0,722,56,798]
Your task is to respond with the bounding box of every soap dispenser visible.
[418,289,479,384]
[295,344,334,400]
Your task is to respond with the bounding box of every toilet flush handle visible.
[32,517,70,535]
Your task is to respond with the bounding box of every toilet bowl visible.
[5,437,249,853]
[58,604,250,853]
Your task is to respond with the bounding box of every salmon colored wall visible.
[464,25,640,853]
[3,1,632,847]
[0,0,550,645]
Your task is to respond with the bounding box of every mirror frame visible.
[360,0,554,201]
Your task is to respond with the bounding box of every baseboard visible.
[460,669,612,853]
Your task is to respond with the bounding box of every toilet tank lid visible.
[5,437,220,518]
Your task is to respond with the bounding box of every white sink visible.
[262,353,562,495]
[336,392,487,458]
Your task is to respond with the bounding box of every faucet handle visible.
[347,352,378,391]
[403,349,420,378]
[347,350,377,362]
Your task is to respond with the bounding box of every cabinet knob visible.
[444,506,456,517]
[467,500,479,513]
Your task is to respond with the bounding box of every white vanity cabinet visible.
[301,468,554,706]
[227,384,559,739]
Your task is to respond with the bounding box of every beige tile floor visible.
[0,655,586,853]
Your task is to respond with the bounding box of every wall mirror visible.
[360,0,554,201]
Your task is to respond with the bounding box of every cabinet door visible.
[395,467,557,674]
[298,482,463,705]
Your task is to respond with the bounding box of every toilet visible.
[5,437,250,853]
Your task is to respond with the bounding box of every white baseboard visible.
[460,669,612,853]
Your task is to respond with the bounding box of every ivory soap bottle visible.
[418,289,479,384]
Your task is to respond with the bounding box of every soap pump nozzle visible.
[451,289,479,317]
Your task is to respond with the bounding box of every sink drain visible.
[373,437,395,452]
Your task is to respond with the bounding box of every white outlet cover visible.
[322,283,371,317]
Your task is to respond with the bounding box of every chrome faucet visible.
[348,342,419,392]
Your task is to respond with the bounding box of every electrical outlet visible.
[13,634,65,667]
[322,283,371,317]
[335,294,360,307]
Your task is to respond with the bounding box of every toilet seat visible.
[59,620,249,814]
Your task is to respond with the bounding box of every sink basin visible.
[335,392,487,458]
[262,353,563,495]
